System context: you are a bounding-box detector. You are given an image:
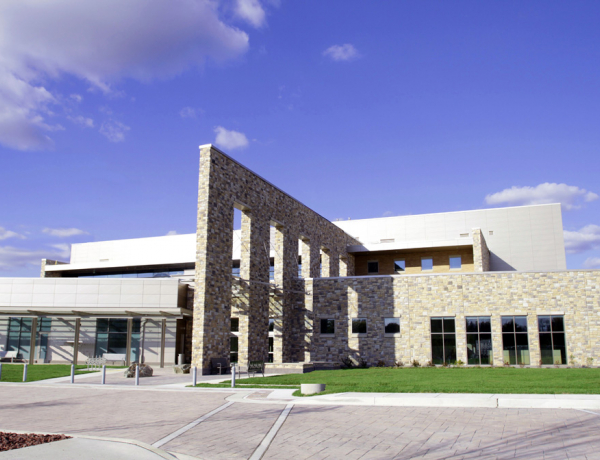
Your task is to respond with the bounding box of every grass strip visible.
[0,364,122,382]
[188,367,600,395]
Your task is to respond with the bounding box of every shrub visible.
[426,360,435,367]
[357,357,369,368]
[376,360,386,368]
[456,360,464,366]
[394,360,404,368]
[587,357,594,368]
[411,359,421,368]
[340,357,354,369]
[504,361,510,367]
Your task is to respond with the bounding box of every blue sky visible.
[1,0,599,276]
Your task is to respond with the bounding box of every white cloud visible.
[323,44,360,62]
[0,246,52,270]
[235,0,266,28]
[382,211,393,217]
[166,230,178,236]
[0,0,250,150]
[100,120,130,142]
[214,126,249,150]
[179,107,199,119]
[68,115,94,128]
[0,227,26,241]
[43,227,88,238]
[564,225,600,254]
[70,94,83,103]
[583,257,600,269]
[49,243,71,259]
[485,183,599,211]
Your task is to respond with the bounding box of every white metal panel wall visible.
[335,204,566,272]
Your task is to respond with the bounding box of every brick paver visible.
[1,385,600,459]
[263,406,600,460]
[0,386,233,445]
[164,402,285,459]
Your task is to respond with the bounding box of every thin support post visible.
[192,366,197,386]
[231,363,236,388]
[70,364,75,383]
[73,318,81,366]
[23,364,28,382]
[29,317,38,365]
[135,364,140,386]
[0,363,2,381]
[126,317,133,367]
[160,319,166,369]
[101,365,106,385]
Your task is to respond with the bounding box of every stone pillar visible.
[455,315,467,364]
[272,225,298,363]
[321,248,331,277]
[303,279,314,362]
[473,228,490,272]
[192,147,235,374]
[301,238,321,279]
[237,210,270,366]
[339,254,355,277]
[491,315,504,366]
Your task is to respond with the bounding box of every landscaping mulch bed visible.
[0,432,70,452]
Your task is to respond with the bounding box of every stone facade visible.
[307,270,600,367]
[193,145,359,373]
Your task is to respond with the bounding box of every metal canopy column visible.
[29,317,38,365]
[126,317,133,367]
[73,318,81,365]
[160,319,166,368]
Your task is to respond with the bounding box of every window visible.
[538,316,567,365]
[421,257,433,271]
[466,317,492,365]
[384,318,400,334]
[320,318,335,335]
[268,337,274,363]
[367,261,379,274]
[297,256,302,278]
[352,318,367,334]
[269,259,275,281]
[501,316,530,365]
[449,256,462,270]
[230,317,240,363]
[95,319,141,363]
[430,317,456,365]
[268,318,275,363]
[232,262,240,277]
[6,317,52,361]
[394,260,405,273]
[230,336,238,363]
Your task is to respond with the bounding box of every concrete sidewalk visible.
[227,388,600,410]
[0,433,198,460]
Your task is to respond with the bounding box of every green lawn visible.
[0,364,97,382]
[194,367,600,395]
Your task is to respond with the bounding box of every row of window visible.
[367,256,462,275]
[4,318,142,362]
[315,315,567,365]
[230,318,275,364]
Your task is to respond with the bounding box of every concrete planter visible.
[301,383,326,395]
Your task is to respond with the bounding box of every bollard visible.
[70,364,75,384]
[23,364,28,382]
[192,366,197,387]
[101,365,106,385]
[231,363,236,388]
[135,364,140,386]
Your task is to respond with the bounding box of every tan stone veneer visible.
[307,270,600,366]
[193,145,358,374]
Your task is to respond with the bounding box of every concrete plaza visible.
[1,369,600,460]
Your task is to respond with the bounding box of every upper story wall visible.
[335,203,566,272]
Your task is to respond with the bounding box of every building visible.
[1,145,598,372]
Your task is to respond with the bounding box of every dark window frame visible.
[466,316,492,365]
